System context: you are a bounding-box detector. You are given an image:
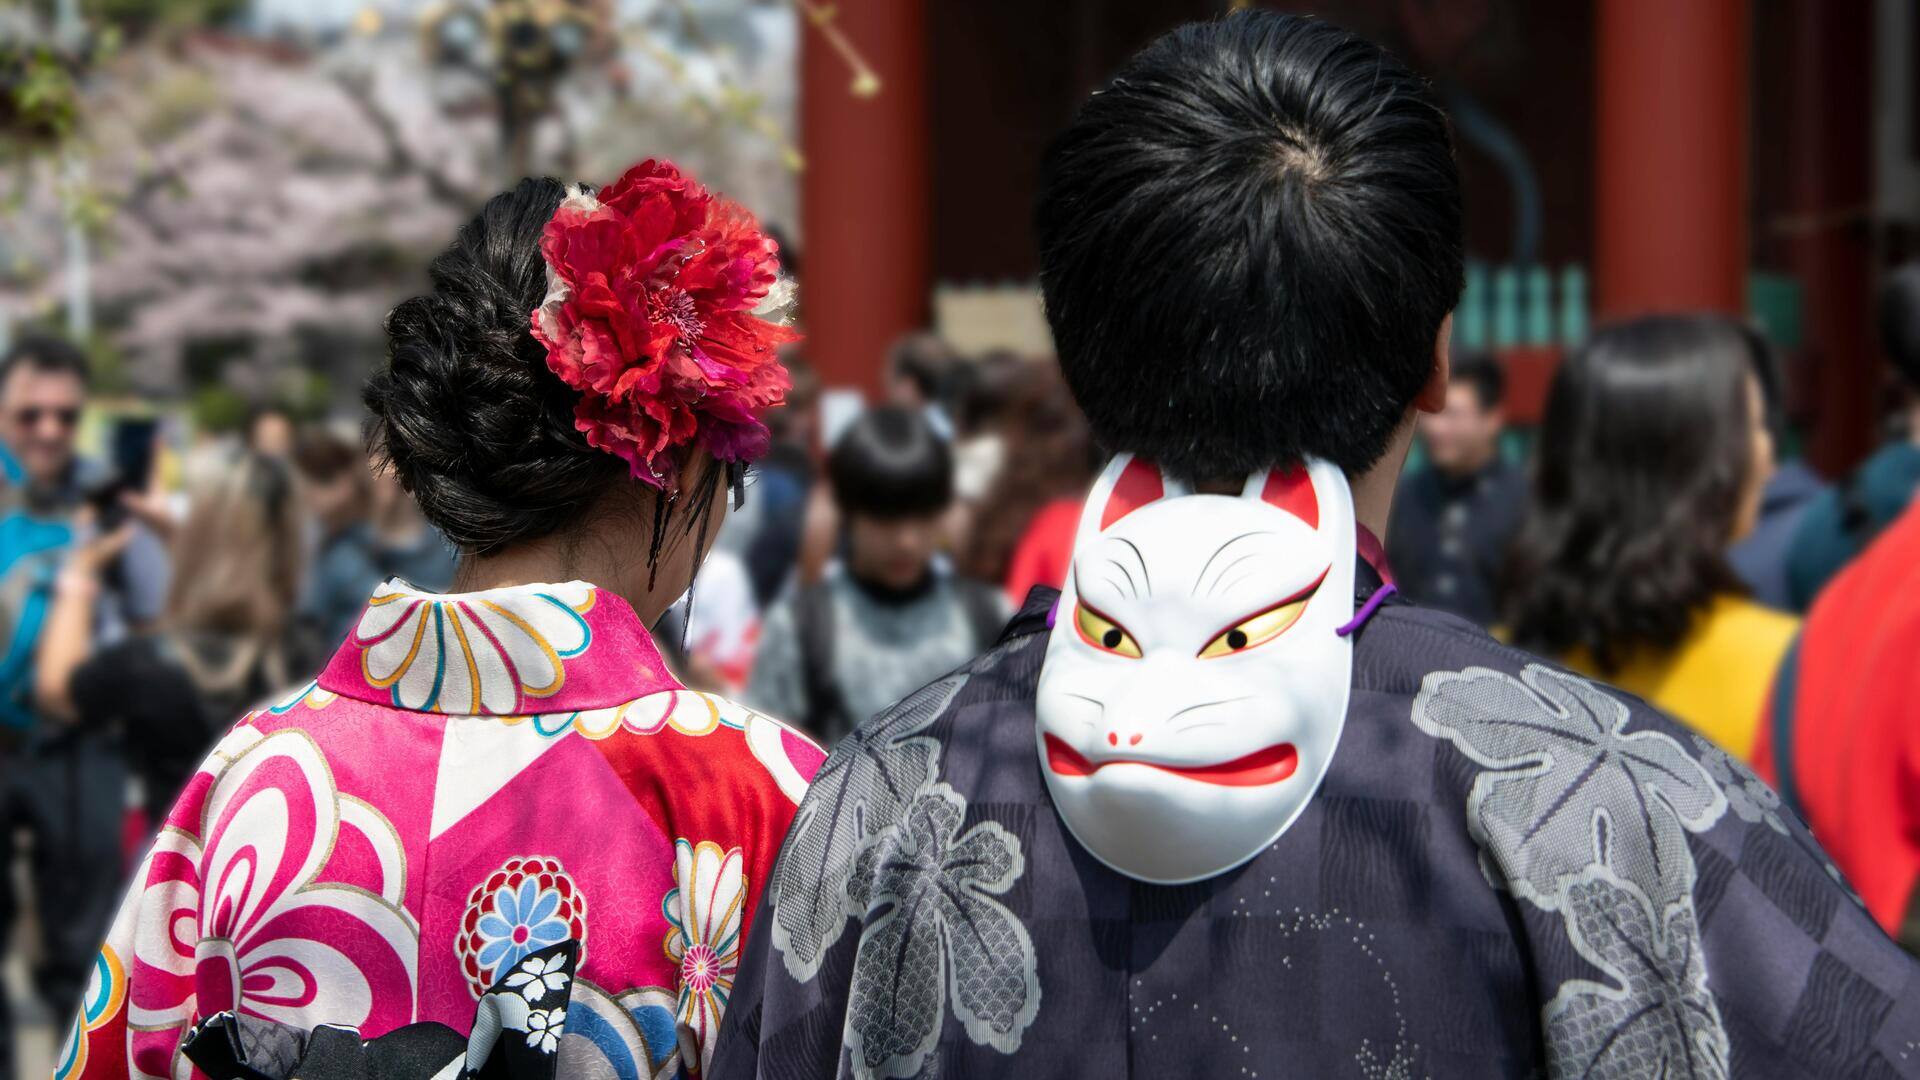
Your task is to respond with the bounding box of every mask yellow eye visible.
[1074,602,1142,658]
[1198,570,1327,658]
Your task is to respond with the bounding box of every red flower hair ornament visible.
[531,159,797,492]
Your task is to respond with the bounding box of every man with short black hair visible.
[1387,350,1525,626]
[715,13,1920,1079]
[0,333,91,507]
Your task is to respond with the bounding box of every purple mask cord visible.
[1335,584,1397,637]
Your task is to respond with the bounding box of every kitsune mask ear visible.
[1099,457,1165,529]
[1095,456,1199,530]
[1095,456,1322,533]
[1254,464,1319,529]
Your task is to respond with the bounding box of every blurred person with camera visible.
[747,406,1006,745]
[1504,315,1794,758]
[36,452,318,827]
[0,335,171,1061]
[60,162,823,1080]
[1386,350,1525,627]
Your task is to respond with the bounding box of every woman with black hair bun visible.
[62,162,824,1080]
[1504,313,1797,758]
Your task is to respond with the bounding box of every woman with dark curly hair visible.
[61,163,824,1080]
[1503,313,1796,757]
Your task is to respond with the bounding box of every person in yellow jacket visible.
[1504,313,1797,759]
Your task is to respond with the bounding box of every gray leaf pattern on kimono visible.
[1692,735,1788,836]
[845,783,1039,1079]
[769,675,966,982]
[1545,870,1730,1080]
[1412,664,1726,911]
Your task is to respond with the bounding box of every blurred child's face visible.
[886,373,927,410]
[847,512,944,591]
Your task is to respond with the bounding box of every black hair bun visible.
[365,177,624,556]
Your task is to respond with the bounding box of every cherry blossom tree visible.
[1,1,798,416]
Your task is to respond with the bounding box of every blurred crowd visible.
[4,251,1920,1062]
[1387,271,1920,766]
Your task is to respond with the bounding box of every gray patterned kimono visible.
[712,577,1920,1079]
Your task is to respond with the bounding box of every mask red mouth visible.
[1043,734,1299,787]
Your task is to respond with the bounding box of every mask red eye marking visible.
[1197,566,1329,658]
[1073,600,1143,659]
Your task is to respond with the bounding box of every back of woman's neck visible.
[451,530,703,627]
[449,542,570,594]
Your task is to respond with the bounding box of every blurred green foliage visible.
[188,370,333,434]
[190,383,247,432]
[1,44,80,144]
[87,0,246,37]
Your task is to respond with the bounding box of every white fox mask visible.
[1034,453,1357,884]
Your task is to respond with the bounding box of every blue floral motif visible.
[476,878,573,974]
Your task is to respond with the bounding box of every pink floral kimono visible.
[59,579,825,1080]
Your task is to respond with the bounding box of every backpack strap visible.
[1768,631,1804,817]
[795,581,848,741]
[1836,467,1879,552]
[956,579,1008,651]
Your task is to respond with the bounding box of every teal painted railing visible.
[1453,262,1802,353]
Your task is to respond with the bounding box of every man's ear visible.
[1414,312,1453,414]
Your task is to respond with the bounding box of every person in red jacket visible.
[1754,497,1920,946]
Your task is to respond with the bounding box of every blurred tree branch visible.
[331,70,486,212]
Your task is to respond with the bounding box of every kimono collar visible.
[318,579,682,716]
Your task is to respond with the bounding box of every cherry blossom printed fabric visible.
[59,579,824,1080]
[712,578,1920,1080]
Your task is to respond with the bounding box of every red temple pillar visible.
[798,0,930,395]
[1780,1,1876,475]
[1593,0,1749,319]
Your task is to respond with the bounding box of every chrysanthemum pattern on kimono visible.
[61,579,823,1080]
